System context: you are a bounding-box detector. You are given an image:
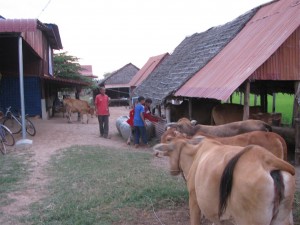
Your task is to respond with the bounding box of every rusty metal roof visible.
[175,0,300,101]
[129,53,169,87]
[133,6,258,106]
[0,18,63,49]
[80,65,97,78]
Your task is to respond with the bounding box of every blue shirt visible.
[133,103,145,126]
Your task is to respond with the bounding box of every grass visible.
[1,145,299,224]
[24,146,187,225]
[231,92,295,125]
[0,152,29,207]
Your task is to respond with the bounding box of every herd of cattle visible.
[154,118,296,225]
[58,98,296,224]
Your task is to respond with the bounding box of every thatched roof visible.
[133,7,259,106]
[100,63,139,88]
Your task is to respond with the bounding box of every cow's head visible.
[153,136,205,176]
[165,117,197,136]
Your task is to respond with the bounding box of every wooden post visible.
[272,93,276,113]
[294,81,300,165]
[188,98,192,120]
[243,80,250,120]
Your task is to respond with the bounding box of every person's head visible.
[138,96,145,104]
[99,87,106,95]
[145,98,152,107]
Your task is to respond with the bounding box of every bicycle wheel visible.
[0,139,6,155]
[0,125,15,146]
[3,117,21,134]
[25,118,36,136]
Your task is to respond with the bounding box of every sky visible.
[1,0,271,79]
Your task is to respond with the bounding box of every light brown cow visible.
[211,103,262,125]
[63,98,94,124]
[167,117,272,137]
[161,128,288,160]
[153,138,295,225]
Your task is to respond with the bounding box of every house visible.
[98,63,139,106]
[80,65,98,79]
[133,0,300,163]
[0,17,90,119]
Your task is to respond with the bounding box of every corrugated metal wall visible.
[251,27,300,80]
[0,76,42,116]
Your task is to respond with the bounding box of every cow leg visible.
[189,192,201,225]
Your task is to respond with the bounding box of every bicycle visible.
[0,124,15,155]
[2,106,36,136]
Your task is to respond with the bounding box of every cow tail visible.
[218,146,253,218]
[270,170,284,221]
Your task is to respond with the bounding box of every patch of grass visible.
[0,152,29,207]
[25,146,187,225]
[231,92,294,125]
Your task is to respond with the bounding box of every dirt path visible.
[1,107,151,220]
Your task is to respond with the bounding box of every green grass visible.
[231,92,295,125]
[1,145,299,224]
[24,146,187,225]
[0,152,29,207]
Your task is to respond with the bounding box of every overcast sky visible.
[1,0,271,79]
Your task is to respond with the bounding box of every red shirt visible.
[95,94,109,115]
[126,109,134,127]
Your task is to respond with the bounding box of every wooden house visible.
[0,18,89,119]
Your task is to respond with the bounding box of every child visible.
[126,101,136,145]
[133,96,147,148]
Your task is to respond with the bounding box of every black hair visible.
[138,96,145,102]
[145,98,152,104]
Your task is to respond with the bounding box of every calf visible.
[63,98,94,124]
[154,138,295,225]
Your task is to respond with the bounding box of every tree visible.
[53,51,97,89]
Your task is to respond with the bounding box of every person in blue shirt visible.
[133,96,147,148]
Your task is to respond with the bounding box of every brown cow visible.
[167,117,272,137]
[211,103,262,125]
[161,128,288,160]
[63,98,94,124]
[153,138,295,225]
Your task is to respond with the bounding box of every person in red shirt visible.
[95,87,110,138]
[126,102,136,145]
[144,98,159,123]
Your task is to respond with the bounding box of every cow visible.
[161,128,288,160]
[63,98,94,124]
[153,138,295,225]
[211,103,262,125]
[166,117,272,137]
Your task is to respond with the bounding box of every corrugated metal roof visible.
[175,0,300,101]
[0,19,62,49]
[133,7,258,106]
[80,65,97,78]
[129,53,169,87]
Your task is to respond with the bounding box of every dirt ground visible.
[0,106,299,225]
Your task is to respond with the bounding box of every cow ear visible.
[188,135,205,145]
[153,143,170,156]
[191,120,197,126]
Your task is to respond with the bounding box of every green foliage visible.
[53,52,97,89]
